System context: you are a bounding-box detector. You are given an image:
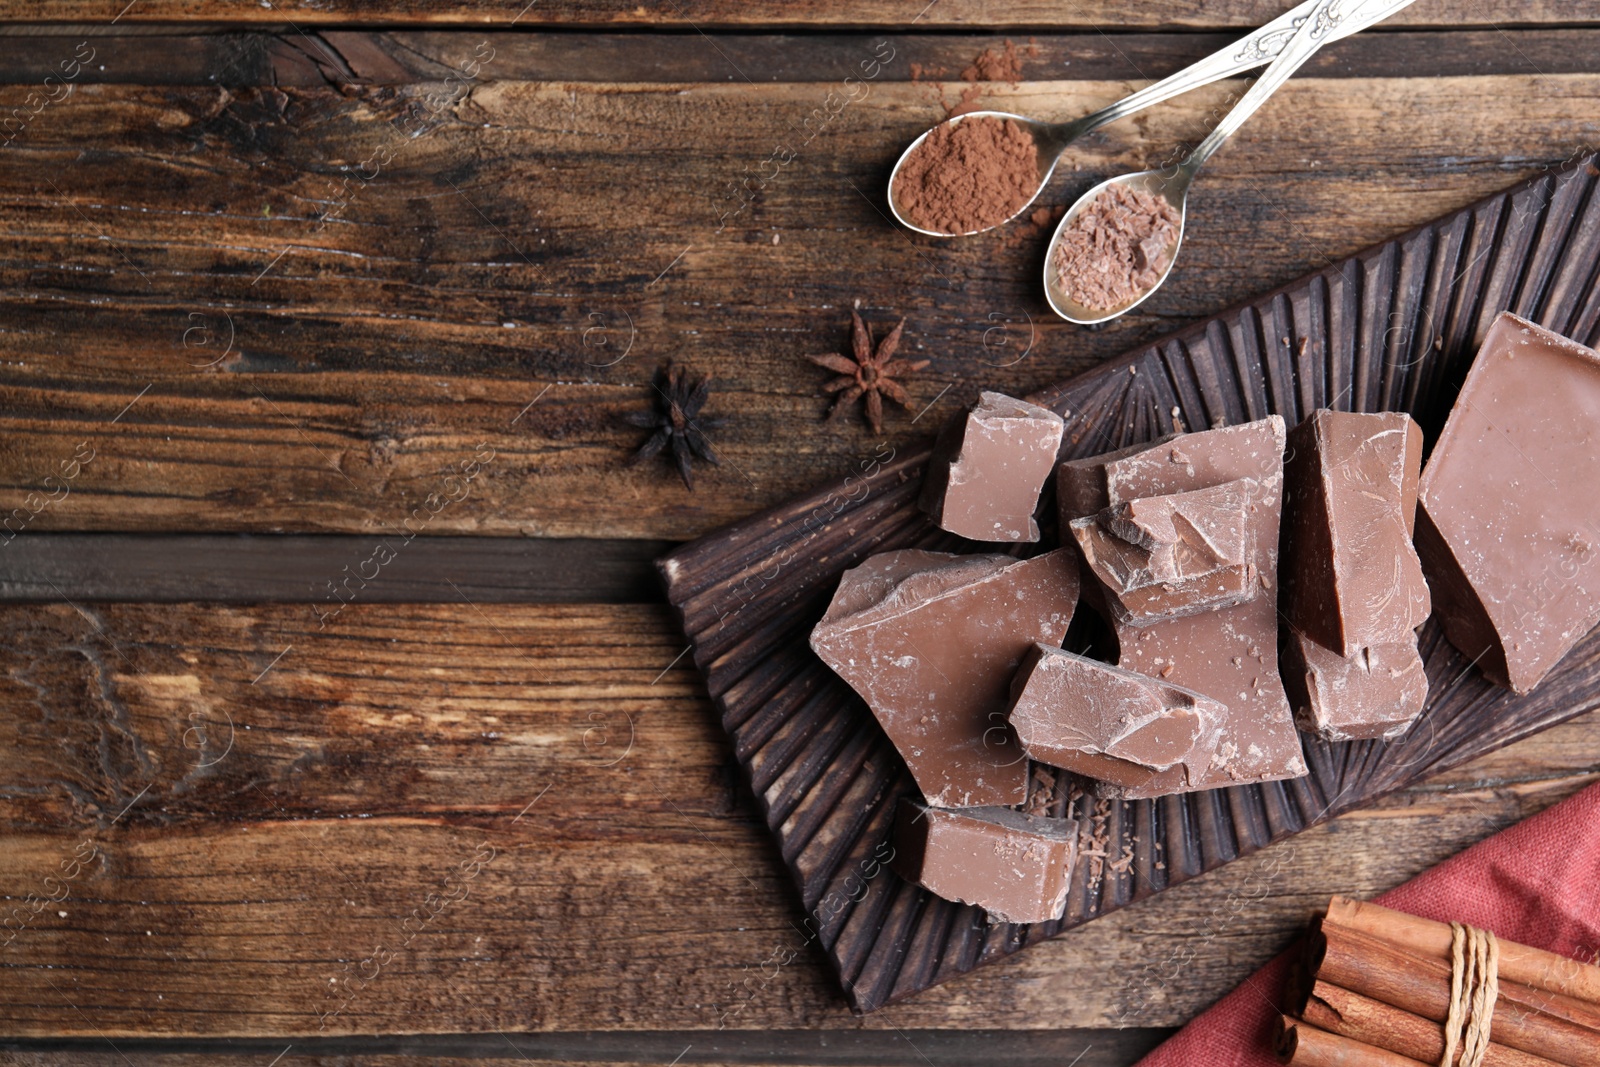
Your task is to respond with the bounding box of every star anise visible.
[806,311,929,434]
[623,361,724,491]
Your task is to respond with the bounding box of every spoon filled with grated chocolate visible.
[886,0,1407,238]
[1043,0,1417,323]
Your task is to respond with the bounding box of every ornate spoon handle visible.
[1070,0,1415,140]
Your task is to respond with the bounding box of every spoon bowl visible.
[1042,167,1192,325]
[886,110,1066,237]
[1038,0,1417,322]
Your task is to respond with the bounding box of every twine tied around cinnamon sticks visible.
[1276,896,1600,1067]
[1441,922,1499,1067]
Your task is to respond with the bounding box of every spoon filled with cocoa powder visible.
[1043,0,1417,323]
[886,0,1409,238]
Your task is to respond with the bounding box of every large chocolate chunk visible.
[1069,478,1257,626]
[810,549,1079,807]
[920,391,1065,543]
[1058,417,1307,789]
[891,799,1077,924]
[1283,633,1428,742]
[1281,410,1430,740]
[1283,410,1429,656]
[1417,312,1600,694]
[1007,643,1226,796]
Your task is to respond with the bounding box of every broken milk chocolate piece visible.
[1007,643,1226,797]
[1069,478,1257,626]
[1283,632,1428,742]
[1280,410,1430,740]
[1058,416,1307,790]
[1417,312,1600,695]
[1283,410,1430,656]
[809,548,1079,808]
[920,391,1065,543]
[891,798,1077,924]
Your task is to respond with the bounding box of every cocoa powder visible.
[1052,183,1181,311]
[960,39,1036,85]
[894,116,1039,234]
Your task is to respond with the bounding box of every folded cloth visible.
[1131,779,1600,1067]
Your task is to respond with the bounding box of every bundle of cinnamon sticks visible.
[1276,896,1600,1066]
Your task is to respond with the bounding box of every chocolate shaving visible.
[1052,183,1181,311]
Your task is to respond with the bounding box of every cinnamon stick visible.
[1320,915,1600,1034]
[1314,922,1600,1066]
[1277,1014,1429,1066]
[1299,979,1565,1067]
[1328,897,1600,1007]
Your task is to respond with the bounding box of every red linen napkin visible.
[1131,779,1600,1067]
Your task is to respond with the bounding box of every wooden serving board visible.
[657,153,1600,1014]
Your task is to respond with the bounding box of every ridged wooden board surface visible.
[659,154,1600,1013]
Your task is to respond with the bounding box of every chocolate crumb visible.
[1052,183,1181,311]
[895,115,1039,234]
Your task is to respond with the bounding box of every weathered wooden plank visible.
[0,1027,1171,1066]
[1,74,1596,539]
[0,534,670,602]
[0,30,1595,87]
[0,602,1594,1036]
[0,0,1595,29]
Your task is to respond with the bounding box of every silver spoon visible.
[887,0,1406,238]
[1043,0,1418,324]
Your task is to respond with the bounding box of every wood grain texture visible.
[658,155,1600,1012]
[2,17,1599,1059]
[2,64,1599,538]
[0,1027,1168,1066]
[1,0,1597,29]
[0,534,670,602]
[0,29,1591,86]
[0,601,1593,1039]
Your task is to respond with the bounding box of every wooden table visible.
[2,3,1599,1064]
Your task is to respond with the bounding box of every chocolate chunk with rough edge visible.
[1069,478,1257,626]
[809,548,1079,808]
[1283,632,1428,742]
[891,798,1077,924]
[1007,643,1226,797]
[920,391,1065,543]
[1417,312,1600,695]
[1057,416,1307,787]
[1283,410,1429,657]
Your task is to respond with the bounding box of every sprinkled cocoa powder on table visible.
[1052,182,1182,311]
[894,115,1039,234]
[960,39,1036,84]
